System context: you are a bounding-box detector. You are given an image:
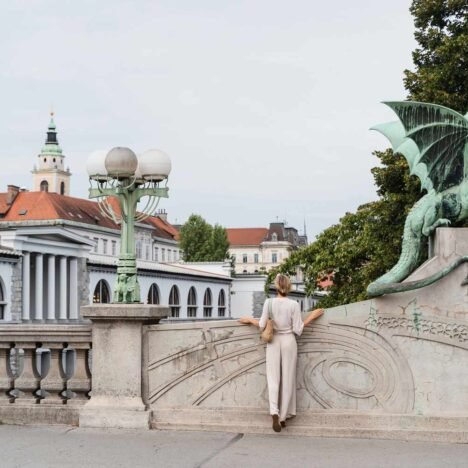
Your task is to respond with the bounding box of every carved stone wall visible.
[145,300,468,441]
[144,229,468,441]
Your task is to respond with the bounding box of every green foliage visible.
[179,214,230,262]
[267,1,467,307]
[404,0,468,113]
[212,224,230,261]
[267,150,424,307]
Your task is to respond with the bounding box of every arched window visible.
[169,285,180,317]
[203,288,213,318]
[40,180,49,192]
[0,278,5,320]
[187,287,197,318]
[147,283,160,305]
[60,181,65,195]
[218,290,226,317]
[93,280,110,304]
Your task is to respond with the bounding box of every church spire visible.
[42,111,62,155]
[32,111,71,195]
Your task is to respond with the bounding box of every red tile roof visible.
[0,194,8,215]
[226,228,268,246]
[0,191,177,241]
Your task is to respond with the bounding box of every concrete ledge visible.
[151,408,468,443]
[81,304,168,322]
[80,408,152,429]
[0,404,80,426]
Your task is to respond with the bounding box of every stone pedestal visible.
[79,304,168,429]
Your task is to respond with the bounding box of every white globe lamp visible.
[137,149,172,181]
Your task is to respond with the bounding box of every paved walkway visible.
[1,425,467,468]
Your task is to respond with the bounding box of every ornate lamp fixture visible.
[86,147,171,303]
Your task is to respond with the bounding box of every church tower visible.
[32,112,71,195]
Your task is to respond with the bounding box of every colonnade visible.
[22,252,79,321]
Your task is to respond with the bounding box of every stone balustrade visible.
[0,325,91,409]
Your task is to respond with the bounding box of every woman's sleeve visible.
[258,300,269,331]
[292,302,304,336]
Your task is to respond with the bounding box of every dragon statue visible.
[367,101,468,297]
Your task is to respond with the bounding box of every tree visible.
[404,0,468,113]
[267,149,423,307]
[179,214,230,262]
[269,1,467,307]
[211,224,230,261]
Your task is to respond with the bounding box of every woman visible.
[239,273,324,433]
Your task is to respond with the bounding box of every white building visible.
[227,223,307,275]
[0,115,231,322]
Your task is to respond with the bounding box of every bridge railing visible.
[0,325,92,405]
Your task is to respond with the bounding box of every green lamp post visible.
[86,147,171,303]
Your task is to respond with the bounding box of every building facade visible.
[0,115,231,323]
[227,222,307,274]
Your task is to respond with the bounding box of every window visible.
[187,287,197,317]
[111,241,117,256]
[272,253,278,263]
[154,247,159,262]
[168,250,172,262]
[203,288,213,317]
[272,233,278,242]
[218,290,226,317]
[145,245,150,260]
[40,180,49,192]
[60,181,65,195]
[254,253,259,263]
[93,237,99,253]
[147,283,160,305]
[136,241,142,259]
[243,254,248,263]
[102,239,108,255]
[93,280,110,303]
[0,279,5,320]
[169,286,180,317]
[162,249,166,262]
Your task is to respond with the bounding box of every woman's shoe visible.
[280,421,286,428]
[272,415,281,433]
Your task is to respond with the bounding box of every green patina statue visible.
[367,101,468,297]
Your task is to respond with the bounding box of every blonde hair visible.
[274,273,291,296]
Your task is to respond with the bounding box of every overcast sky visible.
[0,0,416,239]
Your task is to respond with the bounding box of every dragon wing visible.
[372,101,468,192]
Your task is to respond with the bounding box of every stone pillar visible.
[35,254,43,320]
[69,258,79,320]
[47,255,56,320]
[22,252,30,320]
[79,304,168,429]
[59,256,68,320]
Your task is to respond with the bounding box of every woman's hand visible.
[238,316,253,324]
[303,308,325,327]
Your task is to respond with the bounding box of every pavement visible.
[1,425,467,468]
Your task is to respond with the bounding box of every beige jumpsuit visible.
[259,297,304,422]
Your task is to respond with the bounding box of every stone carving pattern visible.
[365,316,468,343]
[147,321,415,414]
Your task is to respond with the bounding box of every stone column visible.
[79,304,168,429]
[47,255,56,320]
[69,258,79,320]
[35,254,43,320]
[22,252,30,320]
[59,256,68,320]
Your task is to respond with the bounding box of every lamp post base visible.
[79,304,168,430]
